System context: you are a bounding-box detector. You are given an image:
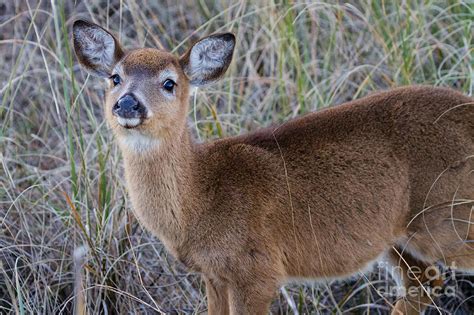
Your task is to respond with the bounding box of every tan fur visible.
[73,22,474,315]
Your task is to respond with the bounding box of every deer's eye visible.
[110,74,121,86]
[163,79,176,92]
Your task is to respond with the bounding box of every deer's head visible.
[73,20,235,152]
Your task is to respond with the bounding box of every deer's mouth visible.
[116,117,144,129]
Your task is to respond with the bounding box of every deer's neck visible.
[121,131,198,252]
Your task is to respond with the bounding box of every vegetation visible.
[1,0,472,313]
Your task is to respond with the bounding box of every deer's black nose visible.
[113,94,146,118]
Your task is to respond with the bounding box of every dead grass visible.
[1,0,473,314]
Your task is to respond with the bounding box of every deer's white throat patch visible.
[119,131,160,153]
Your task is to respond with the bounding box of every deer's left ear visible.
[73,20,124,77]
[179,33,235,86]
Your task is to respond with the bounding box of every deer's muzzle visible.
[113,94,147,128]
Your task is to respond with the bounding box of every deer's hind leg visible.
[393,184,474,312]
[390,208,474,315]
[391,156,474,314]
[387,248,444,315]
[404,200,474,276]
[390,207,474,314]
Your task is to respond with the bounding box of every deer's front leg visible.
[227,279,277,315]
[205,276,229,315]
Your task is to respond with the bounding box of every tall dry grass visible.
[1,0,473,314]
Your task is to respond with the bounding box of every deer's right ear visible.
[73,20,124,77]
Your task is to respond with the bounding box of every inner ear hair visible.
[73,20,124,77]
[180,32,235,86]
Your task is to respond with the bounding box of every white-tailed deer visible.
[73,20,474,314]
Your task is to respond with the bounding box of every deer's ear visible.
[73,20,124,77]
[179,33,235,86]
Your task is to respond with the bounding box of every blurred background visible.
[0,0,473,314]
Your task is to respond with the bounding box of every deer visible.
[73,20,474,315]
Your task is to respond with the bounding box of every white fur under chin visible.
[117,117,141,128]
[119,131,160,153]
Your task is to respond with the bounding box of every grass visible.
[1,0,473,314]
